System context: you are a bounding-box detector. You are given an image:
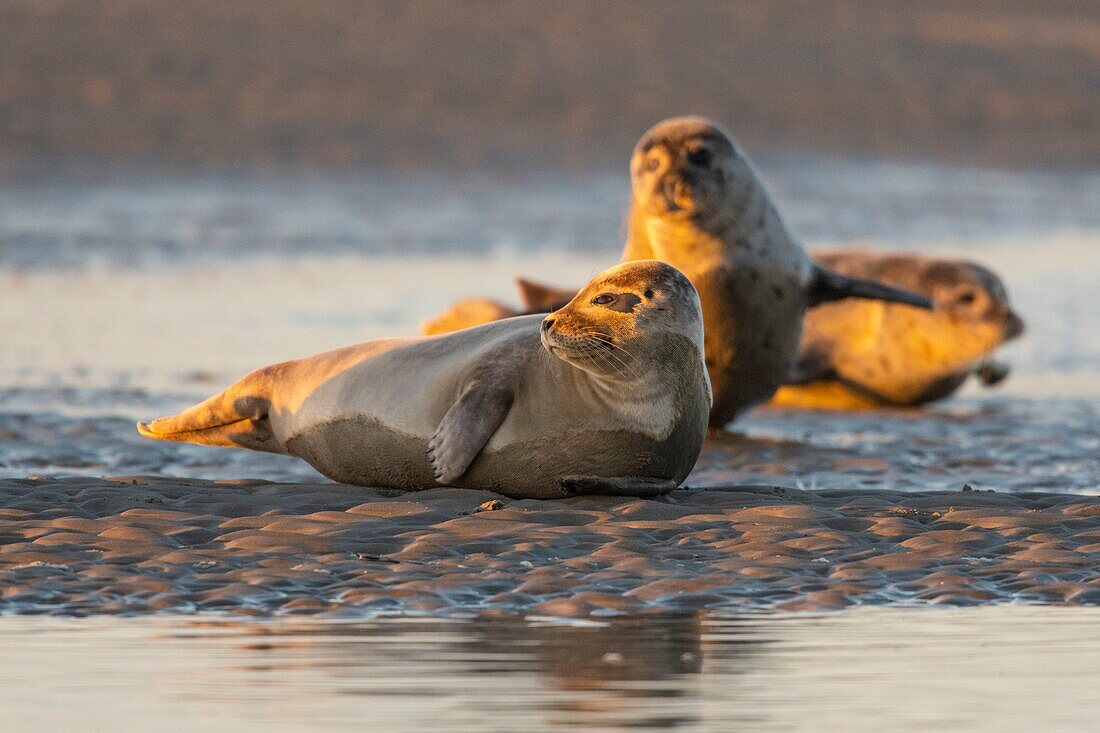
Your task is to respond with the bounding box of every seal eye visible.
[592,293,617,306]
[687,148,712,168]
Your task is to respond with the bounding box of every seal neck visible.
[550,338,706,441]
[709,157,797,252]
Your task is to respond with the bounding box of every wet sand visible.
[2,476,1097,616]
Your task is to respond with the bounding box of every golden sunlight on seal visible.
[139,261,711,499]
[770,251,1024,409]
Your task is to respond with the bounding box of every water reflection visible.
[2,608,1097,731]
[467,615,710,729]
[183,613,723,730]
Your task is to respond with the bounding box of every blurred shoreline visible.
[3,156,1099,269]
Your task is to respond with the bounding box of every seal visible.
[623,116,931,428]
[770,251,1025,409]
[137,261,712,500]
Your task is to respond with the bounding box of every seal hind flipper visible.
[420,298,519,336]
[806,264,932,310]
[136,367,281,452]
[560,476,679,497]
[428,374,515,485]
[515,278,577,313]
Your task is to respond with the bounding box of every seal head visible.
[542,260,708,389]
[925,260,1024,343]
[630,116,748,229]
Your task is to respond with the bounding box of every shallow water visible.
[2,390,1097,495]
[1,607,1097,732]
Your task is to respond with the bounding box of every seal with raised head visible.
[624,116,931,428]
[770,251,1025,410]
[137,261,711,499]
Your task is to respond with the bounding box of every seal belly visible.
[464,428,693,499]
[769,382,887,411]
[285,416,437,489]
[694,265,804,426]
[284,421,704,500]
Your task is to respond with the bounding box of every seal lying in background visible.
[421,116,930,429]
[769,251,1025,409]
[138,261,711,499]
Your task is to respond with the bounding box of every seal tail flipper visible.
[419,298,519,336]
[514,278,577,313]
[136,367,284,453]
[807,264,933,310]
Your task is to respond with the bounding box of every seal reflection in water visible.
[138,261,711,500]
[770,251,1025,410]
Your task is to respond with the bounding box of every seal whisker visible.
[591,343,639,382]
[580,333,643,380]
[538,342,563,385]
[570,331,637,376]
[591,345,640,381]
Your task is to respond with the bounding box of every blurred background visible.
[2,0,1098,170]
[0,1,1097,485]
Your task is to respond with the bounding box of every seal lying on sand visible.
[138,261,711,499]
[420,117,930,429]
[769,251,1025,410]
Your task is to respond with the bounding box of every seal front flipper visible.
[560,476,679,498]
[806,263,932,310]
[428,374,515,485]
[785,345,838,386]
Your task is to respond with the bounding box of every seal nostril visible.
[687,148,712,167]
[1006,311,1025,339]
[542,318,555,333]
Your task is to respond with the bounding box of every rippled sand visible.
[2,476,1098,616]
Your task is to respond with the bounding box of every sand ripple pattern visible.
[1,477,1098,617]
